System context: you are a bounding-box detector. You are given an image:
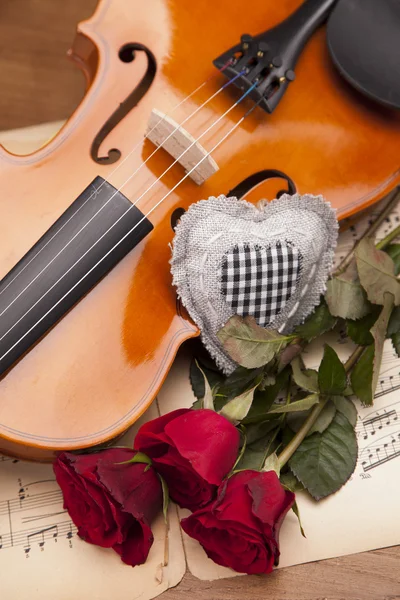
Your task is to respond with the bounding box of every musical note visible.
[0,474,74,555]
[361,433,400,472]
[360,409,398,439]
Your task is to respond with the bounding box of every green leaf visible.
[387,306,400,358]
[350,290,393,407]
[287,400,336,436]
[194,360,214,411]
[355,238,400,305]
[351,346,374,406]
[217,366,264,401]
[118,451,153,466]
[291,356,319,393]
[280,472,306,536]
[332,396,357,427]
[387,305,400,336]
[262,452,280,476]
[295,299,337,341]
[289,412,358,500]
[236,428,279,471]
[346,306,381,346]
[384,243,400,275]
[318,345,347,395]
[352,292,394,406]
[369,292,394,400]
[343,385,354,396]
[292,502,306,538]
[308,400,337,435]
[280,471,304,493]
[325,264,370,320]
[243,368,290,424]
[190,357,223,400]
[159,475,170,522]
[269,394,320,414]
[217,315,293,369]
[231,427,248,472]
[282,424,295,447]
[219,385,258,424]
[391,332,400,358]
[245,420,281,445]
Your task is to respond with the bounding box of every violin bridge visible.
[146,109,219,185]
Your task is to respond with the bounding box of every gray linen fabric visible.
[171,194,338,374]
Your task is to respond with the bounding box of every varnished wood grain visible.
[162,547,400,600]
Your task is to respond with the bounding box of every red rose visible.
[134,408,240,511]
[180,470,295,574]
[54,449,162,566]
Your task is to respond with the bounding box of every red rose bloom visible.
[181,470,295,574]
[54,449,162,566]
[134,408,240,511]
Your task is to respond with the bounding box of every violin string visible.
[0,65,243,316]
[0,62,233,300]
[0,84,260,361]
[0,83,255,340]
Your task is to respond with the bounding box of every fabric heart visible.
[221,241,302,326]
[171,194,338,374]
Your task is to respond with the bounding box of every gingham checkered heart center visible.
[220,242,302,327]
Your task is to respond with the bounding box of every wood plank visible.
[0,0,97,130]
[162,547,400,600]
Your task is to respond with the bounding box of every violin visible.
[0,0,399,461]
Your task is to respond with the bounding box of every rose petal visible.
[162,409,240,485]
[154,449,216,510]
[97,453,163,524]
[248,471,295,531]
[134,409,190,457]
[113,520,154,567]
[181,511,273,574]
[54,453,128,548]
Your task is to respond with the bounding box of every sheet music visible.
[0,404,186,599]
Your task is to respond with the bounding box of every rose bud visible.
[134,408,240,511]
[54,449,163,567]
[181,470,295,574]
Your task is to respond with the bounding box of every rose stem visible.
[277,345,366,469]
[277,398,328,469]
[334,188,400,276]
[376,223,400,250]
[343,345,365,372]
[163,515,170,567]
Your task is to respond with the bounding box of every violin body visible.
[0,0,399,460]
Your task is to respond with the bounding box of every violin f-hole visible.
[90,43,157,165]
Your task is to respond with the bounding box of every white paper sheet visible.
[0,404,186,600]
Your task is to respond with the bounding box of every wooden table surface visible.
[0,1,399,598]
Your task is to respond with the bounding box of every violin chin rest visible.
[327,0,400,110]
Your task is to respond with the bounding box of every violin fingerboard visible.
[0,176,153,378]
